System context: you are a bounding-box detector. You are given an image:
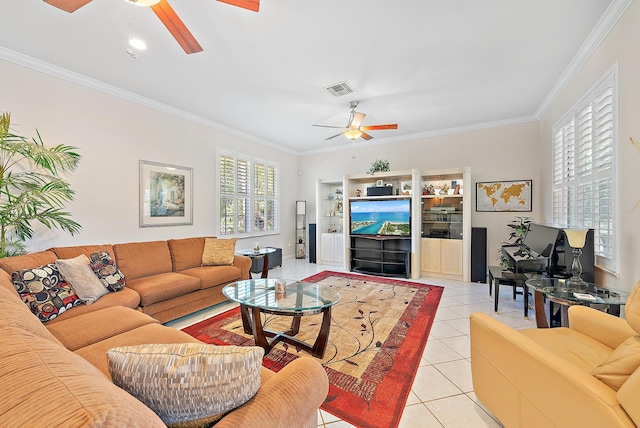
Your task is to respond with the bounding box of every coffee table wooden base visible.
[239,304,332,358]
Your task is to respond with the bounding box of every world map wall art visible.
[476,179,532,212]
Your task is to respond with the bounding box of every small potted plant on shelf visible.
[366,159,390,175]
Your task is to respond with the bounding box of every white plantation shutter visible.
[219,152,279,236]
[552,69,617,272]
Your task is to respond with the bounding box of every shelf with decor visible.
[420,168,471,281]
[316,179,345,266]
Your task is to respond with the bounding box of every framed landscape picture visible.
[139,160,193,227]
[476,179,532,212]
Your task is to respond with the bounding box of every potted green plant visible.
[0,112,82,257]
[366,159,390,175]
[498,216,534,267]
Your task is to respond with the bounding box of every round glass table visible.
[525,277,629,328]
[236,247,277,278]
[222,279,341,358]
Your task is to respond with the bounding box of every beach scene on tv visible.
[350,199,411,236]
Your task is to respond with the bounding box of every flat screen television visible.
[350,199,411,236]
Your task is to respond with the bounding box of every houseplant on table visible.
[0,112,81,257]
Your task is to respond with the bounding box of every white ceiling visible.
[0,0,623,154]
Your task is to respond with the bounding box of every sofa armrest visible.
[216,357,328,428]
[233,255,252,280]
[568,305,636,349]
[470,312,634,428]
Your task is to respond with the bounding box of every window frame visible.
[551,64,619,274]
[217,150,280,238]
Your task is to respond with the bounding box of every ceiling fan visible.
[43,0,260,54]
[313,101,398,141]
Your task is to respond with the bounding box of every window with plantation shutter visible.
[218,152,279,236]
[552,68,618,273]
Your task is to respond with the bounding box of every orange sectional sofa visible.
[0,237,330,427]
[0,237,252,323]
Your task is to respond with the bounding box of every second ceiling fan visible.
[43,0,260,54]
[314,101,398,141]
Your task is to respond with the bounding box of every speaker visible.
[309,223,317,263]
[471,227,487,283]
[366,186,393,196]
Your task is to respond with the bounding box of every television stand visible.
[350,235,411,279]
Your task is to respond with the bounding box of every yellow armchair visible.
[470,280,640,427]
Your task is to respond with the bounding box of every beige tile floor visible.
[166,257,539,428]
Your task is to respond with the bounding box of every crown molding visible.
[300,115,538,156]
[0,47,298,155]
[535,0,634,119]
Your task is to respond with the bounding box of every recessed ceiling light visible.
[129,38,147,50]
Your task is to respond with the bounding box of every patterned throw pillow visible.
[89,251,126,292]
[107,343,263,427]
[12,264,81,322]
[201,238,237,266]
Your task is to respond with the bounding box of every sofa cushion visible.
[45,287,141,324]
[202,237,237,266]
[180,265,242,290]
[113,241,173,280]
[127,272,200,306]
[89,250,127,292]
[618,367,640,426]
[167,237,207,272]
[49,244,116,262]
[592,335,640,391]
[0,325,165,427]
[74,322,202,378]
[0,250,57,277]
[46,306,159,351]
[107,343,263,427]
[12,263,82,322]
[56,254,109,304]
[0,285,63,346]
[520,327,614,372]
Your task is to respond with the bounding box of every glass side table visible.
[236,247,277,278]
[525,277,628,328]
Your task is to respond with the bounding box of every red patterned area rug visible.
[182,271,443,428]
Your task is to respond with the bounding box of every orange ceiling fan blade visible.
[151,0,203,54]
[360,124,398,131]
[360,132,374,141]
[217,0,260,12]
[44,0,93,13]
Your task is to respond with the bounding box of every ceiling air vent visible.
[325,81,354,97]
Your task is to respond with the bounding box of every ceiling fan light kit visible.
[124,0,161,7]
[344,129,363,140]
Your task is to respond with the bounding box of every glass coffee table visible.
[525,277,628,328]
[236,248,277,278]
[222,279,341,358]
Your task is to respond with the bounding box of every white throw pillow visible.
[56,254,109,304]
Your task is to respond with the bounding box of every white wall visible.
[0,59,300,255]
[538,0,640,292]
[299,121,544,268]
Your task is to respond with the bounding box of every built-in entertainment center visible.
[316,168,471,280]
